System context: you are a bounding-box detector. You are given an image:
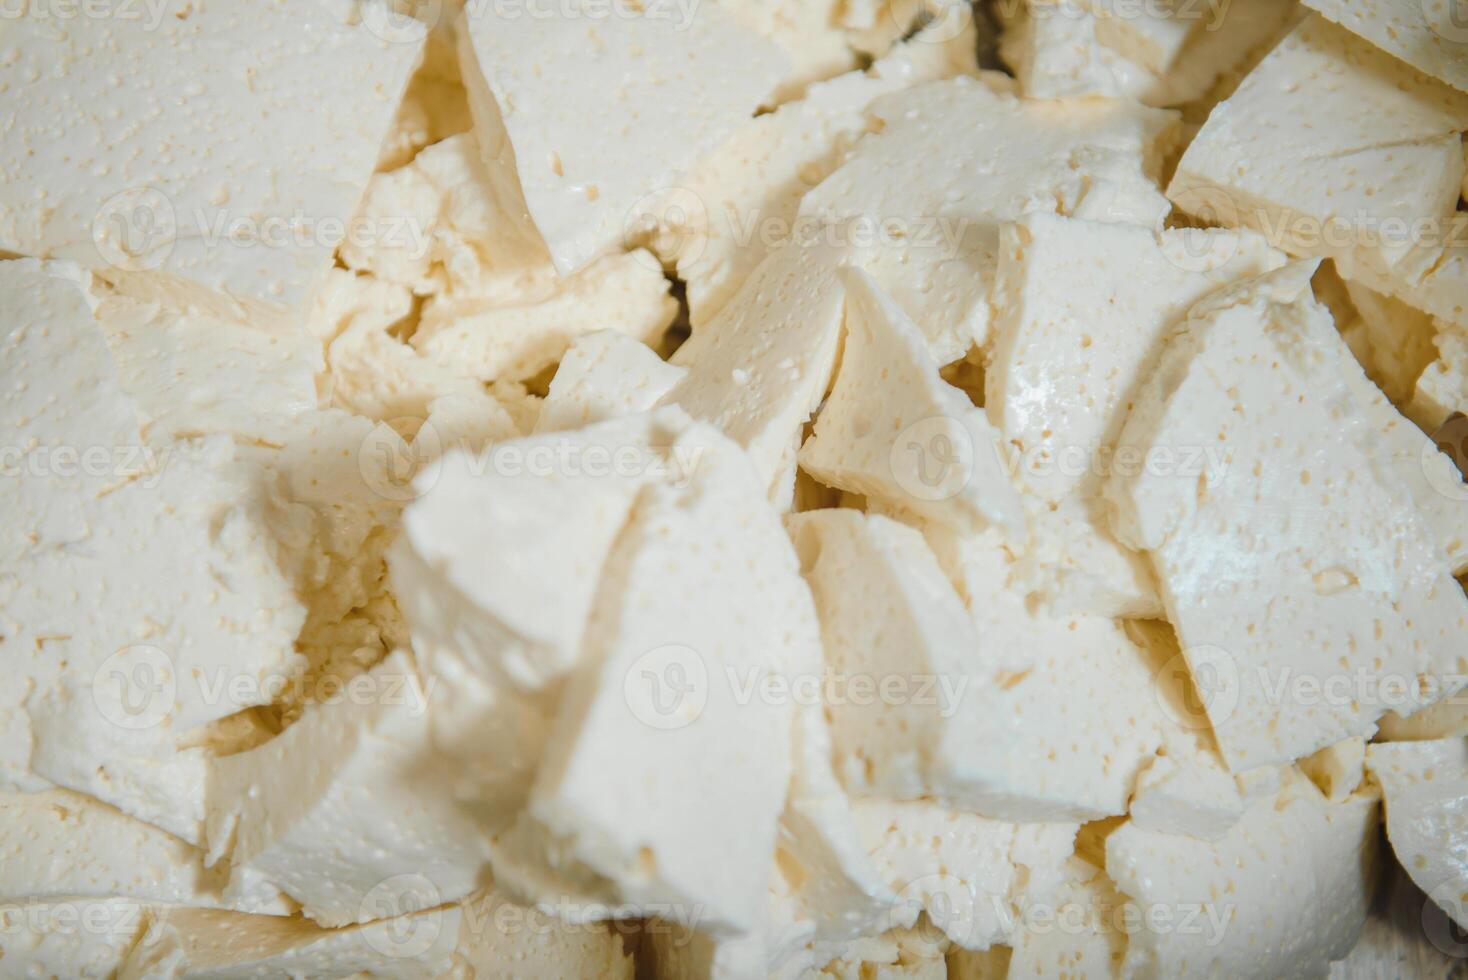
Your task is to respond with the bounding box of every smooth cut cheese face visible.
[1106,262,1468,770]
[0,1,427,315]
[456,0,788,275]
[1302,0,1468,94]
[1367,737,1468,933]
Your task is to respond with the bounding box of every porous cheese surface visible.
[0,0,427,314]
[1302,0,1468,94]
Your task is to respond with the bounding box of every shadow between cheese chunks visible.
[455,0,788,276]
[1105,262,1468,771]
[392,408,695,694]
[1366,737,1468,933]
[796,76,1179,362]
[0,2,427,316]
[524,425,816,936]
[1167,15,1468,316]
[0,789,289,914]
[800,269,1023,534]
[1302,0,1468,94]
[1105,770,1380,979]
[205,651,493,928]
[662,238,860,501]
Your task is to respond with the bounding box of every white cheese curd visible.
[9,1,1468,974]
[0,1,427,318]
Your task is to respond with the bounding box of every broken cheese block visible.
[524,426,817,936]
[710,0,861,104]
[535,331,688,434]
[413,250,677,384]
[206,651,494,928]
[663,239,859,498]
[801,269,1022,533]
[1411,320,1468,431]
[1168,16,1468,280]
[0,789,289,914]
[1302,0,1468,94]
[0,898,152,980]
[393,409,694,693]
[1004,856,1125,980]
[456,0,787,274]
[1106,771,1379,979]
[0,1,426,315]
[798,76,1178,361]
[1106,262,1468,770]
[1071,0,1197,73]
[1366,737,1468,932]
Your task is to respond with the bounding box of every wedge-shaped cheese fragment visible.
[667,21,981,326]
[988,214,1286,503]
[1336,280,1440,408]
[801,270,1022,532]
[393,409,694,693]
[1302,0,1468,94]
[0,789,288,914]
[206,651,493,928]
[456,0,787,275]
[663,239,859,500]
[0,898,152,980]
[535,332,687,434]
[523,425,816,936]
[1168,16,1468,277]
[1106,263,1468,770]
[118,903,460,980]
[1106,771,1378,979]
[1366,737,1468,933]
[0,2,426,315]
[710,0,859,103]
[1377,697,1468,741]
[798,76,1178,361]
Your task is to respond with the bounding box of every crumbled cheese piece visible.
[1302,0,1468,94]
[798,76,1179,361]
[1366,737,1468,932]
[413,251,678,384]
[1299,737,1367,802]
[1072,0,1197,72]
[206,651,493,927]
[523,425,817,935]
[535,332,687,434]
[0,789,289,913]
[1168,16,1468,280]
[0,898,151,980]
[1410,320,1468,430]
[663,239,860,498]
[801,270,1022,533]
[1001,1,1161,103]
[1106,771,1379,978]
[456,0,787,274]
[1106,262,1468,770]
[0,1,426,313]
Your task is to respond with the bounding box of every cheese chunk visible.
[0,898,152,980]
[988,213,1285,504]
[1072,0,1197,72]
[0,789,289,913]
[1411,320,1468,430]
[393,410,693,693]
[1106,262,1468,770]
[1004,856,1125,980]
[1168,16,1468,276]
[1015,496,1162,620]
[710,0,860,103]
[524,426,816,935]
[1106,771,1379,979]
[800,269,1022,533]
[1001,1,1161,103]
[1366,737,1468,932]
[1336,281,1440,408]
[118,903,460,980]
[0,1,426,314]
[456,0,787,274]
[206,651,493,927]
[536,332,687,434]
[413,251,677,384]
[798,76,1178,361]
[662,239,859,498]
[1302,0,1468,94]
[668,21,981,326]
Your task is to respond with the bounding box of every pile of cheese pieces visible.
[2,0,1468,977]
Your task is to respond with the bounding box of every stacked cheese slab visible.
[2,0,1468,977]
